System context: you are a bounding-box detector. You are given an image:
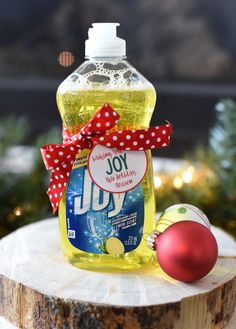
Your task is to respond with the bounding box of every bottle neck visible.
[84,56,127,61]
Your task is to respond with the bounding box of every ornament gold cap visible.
[147,230,160,250]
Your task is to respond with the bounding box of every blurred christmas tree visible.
[210,99,236,199]
[155,99,236,236]
[208,99,236,232]
[0,116,60,237]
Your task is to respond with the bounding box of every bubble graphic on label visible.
[106,237,125,254]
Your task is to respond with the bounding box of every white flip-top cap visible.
[85,23,126,58]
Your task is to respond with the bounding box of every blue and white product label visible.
[66,149,145,254]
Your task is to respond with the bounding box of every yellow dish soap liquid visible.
[57,23,156,270]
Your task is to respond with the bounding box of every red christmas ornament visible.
[148,221,218,282]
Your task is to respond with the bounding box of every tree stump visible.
[0,218,236,329]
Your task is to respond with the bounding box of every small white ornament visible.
[156,203,210,233]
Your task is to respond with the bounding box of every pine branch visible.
[0,116,29,156]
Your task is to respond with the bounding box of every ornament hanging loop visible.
[147,230,160,250]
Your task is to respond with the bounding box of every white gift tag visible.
[88,145,147,193]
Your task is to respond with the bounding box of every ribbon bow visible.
[41,103,172,213]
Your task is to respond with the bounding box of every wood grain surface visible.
[0,218,235,329]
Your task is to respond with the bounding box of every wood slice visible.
[0,218,236,329]
[0,316,17,329]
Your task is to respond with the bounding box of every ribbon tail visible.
[47,165,72,213]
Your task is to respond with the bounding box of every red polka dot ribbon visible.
[41,102,172,213]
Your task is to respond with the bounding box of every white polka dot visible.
[49,195,52,199]
[151,132,155,137]
[113,111,117,116]
[120,142,124,146]
[151,145,155,149]
[146,140,150,144]
[97,113,101,118]
[54,159,59,164]
[56,167,59,171]
[106,143,111,147]
[54,193,58,198]
[118,131,122,134]
[66,155,71,159]
[105,112,109,117]
[139,134,144,139]
[166,124,170,127]
[115,119,119,124]
[133,141,138,146]
[126,135,131,140]
[46,154,51,159]
[100,137,104,141]
[58,183,61,188]
[106,122,110,127]
[162,130,166,135]
[131,129,136,133]
[66,172,70,176]
[62,164,67,168]
[55,175,58,179]
[96,122,101,127]
[144,128,148,132]
[60,174,64,178]
[139,147,144,150]
[155,127,159,130]
[64,182,67,186]
[88,123,92,128]
[70,147,74,151]
[59,151,64,156]
[49,148,54,152]
[168,136,170,140]
[56,202,59,207]
[157,138,161,142]
[126,147,131,150]
[113,136,118,141]
[60,192,62,197]
[87,131,92,135]
[53,185,56,189]
[162,143,167,146]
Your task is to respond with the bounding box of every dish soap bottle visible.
[57,23,156,270]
